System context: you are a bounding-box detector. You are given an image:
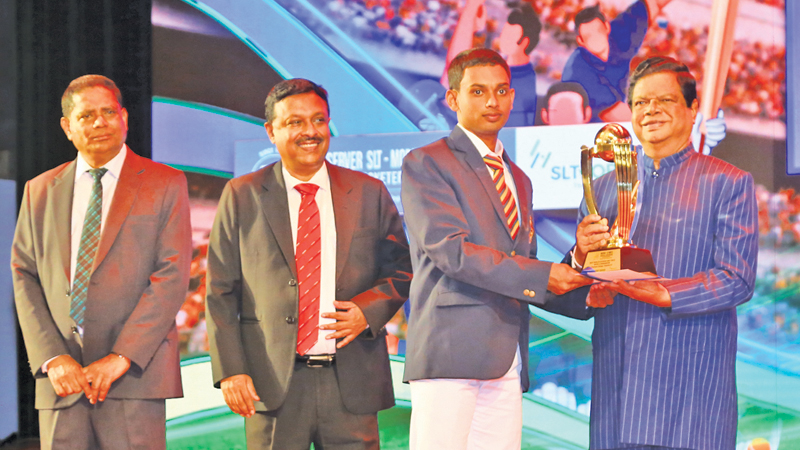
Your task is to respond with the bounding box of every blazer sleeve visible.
[401,147,551,305]
[540,250,595,320]
[111,172,192,371]
[661,171,758,319]
[348,183,412,337]
[205,181,248,384]
[11,181,70,375]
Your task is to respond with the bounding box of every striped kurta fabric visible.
[563,145,758,450]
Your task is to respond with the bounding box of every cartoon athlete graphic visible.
[561,0,672,123]
[441,0,542,127]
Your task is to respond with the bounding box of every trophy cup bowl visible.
[580,124,658,281]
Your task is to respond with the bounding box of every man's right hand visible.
[586,283,617,309]
[547,263,593,295]
[221,374,260,418]
[46,355,91,399]
[574,214,611,267]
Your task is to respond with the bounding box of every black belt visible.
[296,354,335,367]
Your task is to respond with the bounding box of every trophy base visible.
[581,247,658,282]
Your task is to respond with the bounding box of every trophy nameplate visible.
[580,124,658,282]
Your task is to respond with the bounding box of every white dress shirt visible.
[457,124,520,208]
[282,163,338,355]
[70,145,127,286]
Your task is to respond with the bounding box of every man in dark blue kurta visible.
[548,57,757,449]
[561,0,671,123]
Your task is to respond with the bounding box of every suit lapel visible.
[261,162,297,278]
[449,127,514,240]
[328,163,355,283]
[50,161,77,281]
[508,159,530,246]
[93,148,143,271]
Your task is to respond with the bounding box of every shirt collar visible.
[457,123,505,160]
[578,46,606,70]
[282,161,331,193]
[74,144,127,184]
[642,143,694,171]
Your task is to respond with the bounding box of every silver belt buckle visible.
[305,354,335,367]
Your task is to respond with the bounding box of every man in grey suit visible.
[400,48,590,449]
[205,78,412,449]
[12,75,192,449]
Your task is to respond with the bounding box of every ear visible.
[445,89,459,113]
[690,98,699,122]
[576,34,585,48]
[60,117,73,141]
[120,107,129,130]
[541,108,550,125]
[583,106,593,123]
[508,88,516,110]
[264,122,276,143]
[519,36,530,52]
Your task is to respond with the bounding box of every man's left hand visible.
[610,279,671,308]
[82,353,131,403]
[320,301,368,349]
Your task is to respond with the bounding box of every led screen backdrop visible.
[152,1,794,449]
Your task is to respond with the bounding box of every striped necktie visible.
[483,154,520,241]
[70,167,108,327]
[294,183,322,355]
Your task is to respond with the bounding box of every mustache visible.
[296,137,323,145]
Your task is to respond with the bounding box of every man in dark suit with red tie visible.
[12,75,192,449]
[205,78,412,449]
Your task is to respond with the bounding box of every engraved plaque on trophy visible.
[580,124,658,281]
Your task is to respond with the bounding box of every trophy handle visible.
[613,143,638,246]
[581,145,599,216]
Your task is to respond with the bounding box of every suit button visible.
[288,279,296,286]
[523,289,530,296]
[511,251,516,256]
[528,290,536,298]
[285,316,296,324]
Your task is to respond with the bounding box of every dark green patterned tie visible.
[70,168,108,327]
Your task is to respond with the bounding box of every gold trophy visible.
[580,124,657,281]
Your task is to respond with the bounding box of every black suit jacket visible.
[205,161,412,414]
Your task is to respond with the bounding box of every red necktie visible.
[294,183,322,355]
[483,154,520,240]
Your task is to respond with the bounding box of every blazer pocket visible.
[435,291,486,307]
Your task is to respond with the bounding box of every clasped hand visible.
[47,353,130,404]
